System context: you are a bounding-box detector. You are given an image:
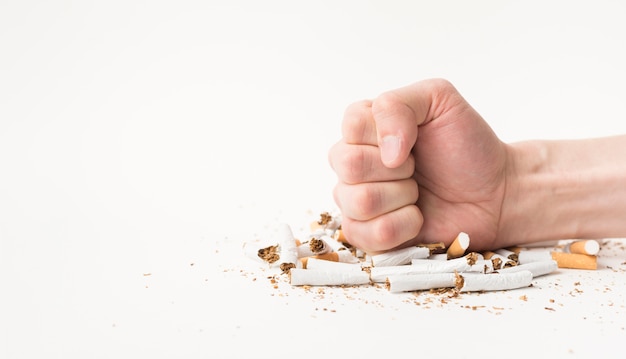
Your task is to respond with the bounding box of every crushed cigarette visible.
[245,211,600,299]
[289,268,370,286]
[386,272,458,293]
[370,246,430,267]
[278,223,298,273]
[496,260,558,278]
[459,270,533,292]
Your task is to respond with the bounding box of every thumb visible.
[371,78,452,168]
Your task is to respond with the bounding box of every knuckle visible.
[342,100,373,143]
[373,217,398,245]
[371,91,404,119]
[351,185,380,219]
[337,148,368,184]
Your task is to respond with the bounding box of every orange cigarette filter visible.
[310,221,322,231]
[567,240,600,255]
[551,252,597,270]
[333,229,348,243]
[447,232,470,259]
[299,252,341,269]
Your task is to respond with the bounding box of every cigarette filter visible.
[447,232,470,259]
[385,272,458,293]
[370,246,430,267]
[565,240,600,256]
[302,250,359,266]
[550,251,597,270]
[518,250,597,270]
[289,268,370,286]
[333,229,348,243]
[459,270,533,292]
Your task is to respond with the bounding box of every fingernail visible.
[380,136,400,165]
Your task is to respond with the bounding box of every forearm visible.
[500,135,626,246]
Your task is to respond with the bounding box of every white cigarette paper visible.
[459,270,533,292]
[386,273,458,293]
[370,246,430,267]
[410,257,472,272]
[304,257,364,272]
[496,260,558,278]
[278,223,298,272]
[468,259,496,274]
[289,268,370,286]
[517,250,552,264]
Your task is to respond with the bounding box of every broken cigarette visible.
[370,246,431,267]
[518,250,597,270]
[459,270,533,292]
[303,257,364,272]
[467,259,496,274]
[289,268,370,286]
[299,250,359,268]
[447,232,470,259]
[277,223,298,273]
[310,211,342,232]
[370,258,469,283]
[496,259,558,278]
[385,272,458,293]
[296,237,332,258]
[256,244,280,265]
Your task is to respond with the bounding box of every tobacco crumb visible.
[545,307,556,311]
[454,271,464,290]
[309,238,326,253]
[419,242,446,255]
[317,212,332,226]
[258,244,280,264]
[491,257,503,270]
[465,252,479,265]
[280,262,296,274]
[519,295,528,301]
[503,260,517,268]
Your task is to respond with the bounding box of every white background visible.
[2,1,626,358]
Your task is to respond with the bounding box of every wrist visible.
[500,137,626,246]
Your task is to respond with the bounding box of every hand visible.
[328,79,509,253]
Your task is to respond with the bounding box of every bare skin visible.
[328,78,626,254]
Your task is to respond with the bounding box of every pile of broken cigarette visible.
[246,212,600,294]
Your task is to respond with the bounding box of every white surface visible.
[2,1,626,358]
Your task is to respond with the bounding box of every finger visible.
[328,141,415,184]
[340,205,423,254]
[371,78,463,168]
[333,178,419,221]
[342,99,377,145]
